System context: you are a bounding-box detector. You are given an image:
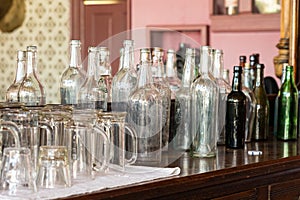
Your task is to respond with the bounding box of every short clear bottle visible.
[111,40,137,112]
[18,49,44,105]
[60,40,85,105]
[77,46,108,110]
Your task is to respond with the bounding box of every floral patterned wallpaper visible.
[0,0,70,103]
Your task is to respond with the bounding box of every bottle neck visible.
[213,50,223,78]
[199,46,211,76]
[232,71,242,91]
[165,51,177,77]
[137,61,152,88]
[152,52,164,78]
[123,45,134,70]
[255,68,264,87]
[243,69,252,88]
[99,50,111,75]
[26,51,34,75]
[181,52,196,87]
[70,44,82,69]
[87,50,97,78]
[16,59,26,82]
[283,66,295,85]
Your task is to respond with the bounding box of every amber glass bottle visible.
[252,64,269,140]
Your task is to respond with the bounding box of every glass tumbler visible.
[36,146,71,188]
[0,147,37,196]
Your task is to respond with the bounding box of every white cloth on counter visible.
[0,166,181,200]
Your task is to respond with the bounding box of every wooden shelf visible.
[211,13,280,32]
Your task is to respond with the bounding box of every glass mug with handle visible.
[65,109,111,179]
[97,111,137,172]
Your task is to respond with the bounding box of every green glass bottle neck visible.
[283,67,295,85]
[255,68,264,87]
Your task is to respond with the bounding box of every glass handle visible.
[125,123,137,164]
[91,124,110,174]
[39,122,54,146]
[0,121,21,148]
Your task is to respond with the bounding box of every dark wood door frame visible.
[70,0,131,60]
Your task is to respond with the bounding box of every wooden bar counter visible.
[64,136,300,200]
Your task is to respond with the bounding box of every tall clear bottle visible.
[242,63,257,142]
[225,66,247,149]
[152,47,171,151]
[26,46,46,104]
[165,49,181,99]
[127,48,163,165]
[77,47,108,110]
[277,65,298,140]
[98,47,113,103]
[111,40,137,112]
[18,49,44,105]
[191,46,219,157]
[60,40,85,105]
[6,51,26,102]
[173,48,197,151]
[252,64,269,140]
[212,49,231,145]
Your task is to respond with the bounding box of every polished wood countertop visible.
[62,135,300,200]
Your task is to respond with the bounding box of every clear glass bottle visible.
[98,46,113,103]
[152,47,171,151]
[60,40,85,105]
[18,49,44,106]
[111,40,137,112]
[226,66,247,149]
[77,46,108,110]
[277,65,298,140]
[252,63,269,140]
[173,48,197,151]
[6,51,26,102]
[242,63,257,142]
[127,48,163,165]
[165,49,181,99]
[212,49,231,145]
[26,46,46,105]
[190,46,219,157]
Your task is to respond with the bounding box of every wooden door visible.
[71,0,131,75]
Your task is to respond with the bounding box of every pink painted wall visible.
[131,0,281,84]
[211,31,280,82]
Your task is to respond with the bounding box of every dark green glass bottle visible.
[225,66,247,149]
[277,65,298,140]
[252,64,269,140]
